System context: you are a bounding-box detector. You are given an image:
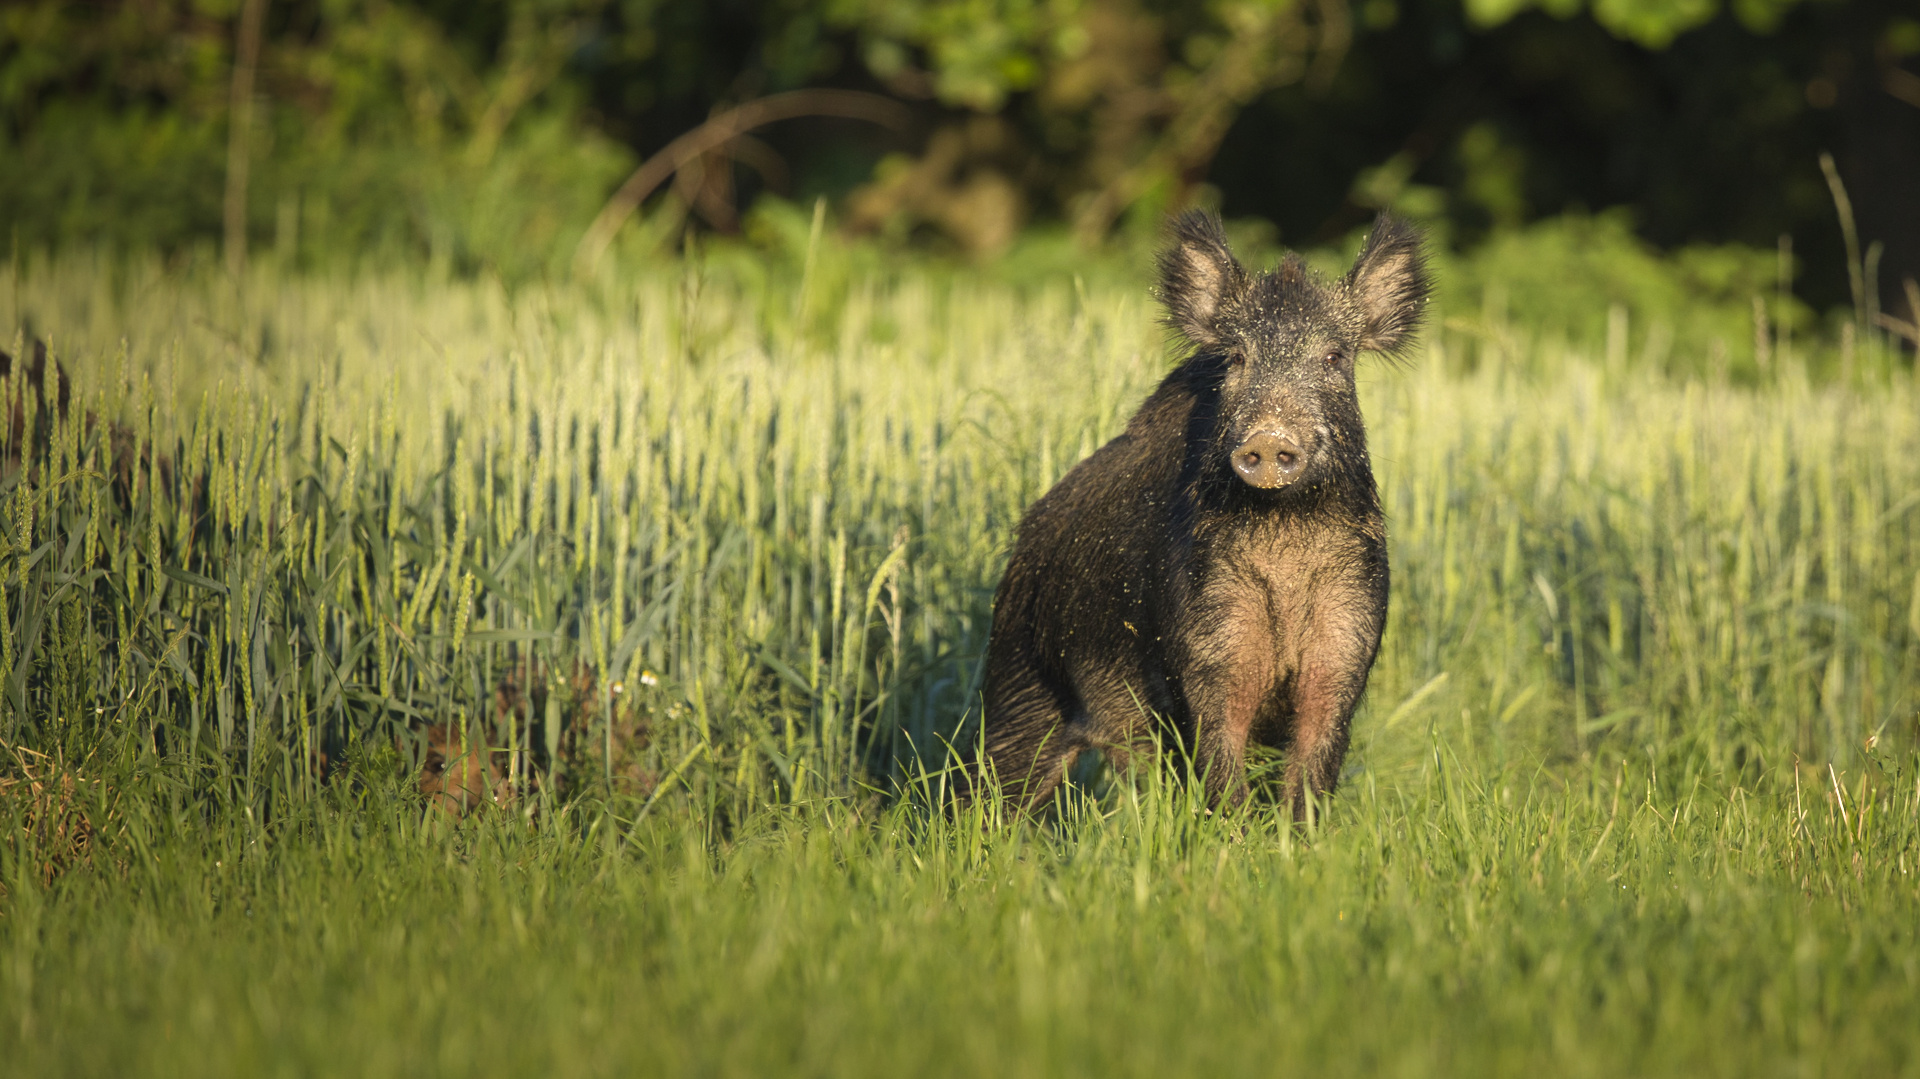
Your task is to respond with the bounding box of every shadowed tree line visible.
[0,0,1915,315]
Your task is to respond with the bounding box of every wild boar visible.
[978,211,1428,820]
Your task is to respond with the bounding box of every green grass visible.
[1,239,1917,1077]
[5,762,1918,1077]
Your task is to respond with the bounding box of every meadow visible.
[1,231,1917,1077]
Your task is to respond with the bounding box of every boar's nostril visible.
[1231,432,1304,488]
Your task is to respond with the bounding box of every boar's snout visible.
[1231,429,1305,488]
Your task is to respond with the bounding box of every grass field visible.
[2,238,1918,1077]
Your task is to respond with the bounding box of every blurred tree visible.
[824,0,1353,253]
[1,0,1914,317]
[0,0,632,277]
[1211,0,1919,317]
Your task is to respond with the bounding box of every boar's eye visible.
[1321,346,1347,367]
[1226,349,1247,368]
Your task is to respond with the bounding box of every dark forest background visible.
[3,0,1916,323]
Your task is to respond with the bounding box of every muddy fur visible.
[979,211,1428,819]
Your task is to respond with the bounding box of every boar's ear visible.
[1157,211,1246,347]
[1345,214,1430,354]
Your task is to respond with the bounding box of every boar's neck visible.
[1135,357,1381,530]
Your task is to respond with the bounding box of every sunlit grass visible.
[6,755,1917,1077]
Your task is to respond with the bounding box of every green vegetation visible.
[7,760,1916,1076]
[10,0,1913,312]
[1,235,1917,1076]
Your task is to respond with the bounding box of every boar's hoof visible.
[1232,431,1303,488]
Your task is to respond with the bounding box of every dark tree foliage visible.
[1212,0,1920,310]
[0,0,1914,311]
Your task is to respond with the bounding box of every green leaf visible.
[162,565,230,594]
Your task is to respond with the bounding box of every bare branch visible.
[574,90,911,275]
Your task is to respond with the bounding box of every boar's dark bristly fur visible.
[978,211,1429,820]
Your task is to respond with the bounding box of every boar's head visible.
[1157,212,1428,494]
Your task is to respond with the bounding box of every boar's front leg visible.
[1175,600,1277,807]
[1278,605,1383,822]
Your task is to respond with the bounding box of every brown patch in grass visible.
[416,657,656,816]
[0,744,122,893]
[416,721,508,817]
